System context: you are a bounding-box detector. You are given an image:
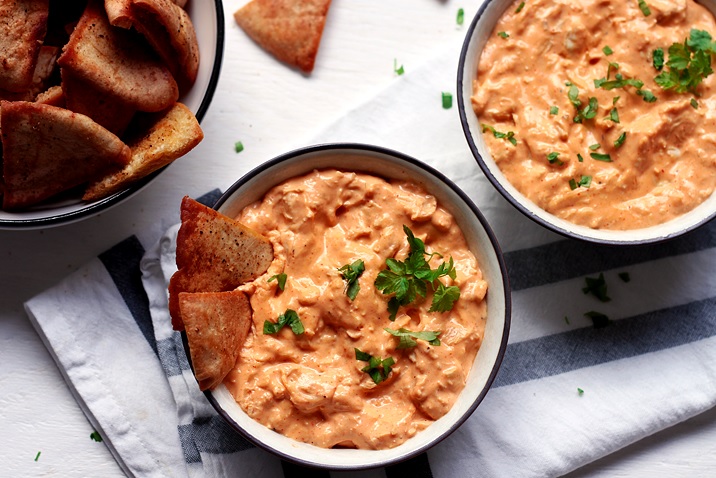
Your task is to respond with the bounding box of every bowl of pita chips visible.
[0,0,223,229]
[168,144,510,469]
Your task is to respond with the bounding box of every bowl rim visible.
[456,0,716,246]
[190,142,512,470]
[0,0,226,230]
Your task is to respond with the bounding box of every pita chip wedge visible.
[105,0,134,28]
[131,0,200,93]
[168,196,274,331]
[61,69,136,136]
[83,102,203,201]
[0,100,131,209]
[57,0,179,113]
[234,0,332,73]
[0,0,49,93]
[180,289,252,391]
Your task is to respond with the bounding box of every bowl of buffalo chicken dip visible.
[171,144,510,469]
[458,0,716,244]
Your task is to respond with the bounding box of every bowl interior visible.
[209,144,511,469]
[0,0,224,229]
[458,0,716,245]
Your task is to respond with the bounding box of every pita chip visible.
[83,102,203,201]
[57,0,179,112]
[61,69,136,136]
[34,85,65,107]
[234,0,332,73]
[180,289,252,391]
[1,101,131,209]
[131,0,200,93]
[168,196,274,330]
[105,0,134,28]
[0,0,49,92]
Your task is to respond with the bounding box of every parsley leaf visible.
[234,141,244,153]
[481,123,517,145]
[655,30,716,93]
[394,59,405,76]
[590,152,612,162]
[608,107,620,123]
[569,175,592,190]
[263,309,304,335]
[653,48,665,70]
[550,106,559,115]
[614,132,627,148]
[582,273,611,302]
[603,45,614,56]
[637,0,651,16]
[385,327,441,348]
[338,259,365,301]
[374,225,460,319]
[547,152,564,165]
[268,273,287,291]
[34,452,41,462]
[578,387,585,395]
[90,431,103,442]
[355,348,395,384]
[515,1,525,13]
[498,31,509,39]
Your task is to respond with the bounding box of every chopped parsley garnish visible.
[603,46,614,56]
[498,31,509,39]
[34,451,41,462]
[577,153,584,162]
[355,348,395,384]
[515,1,525,13]
[385,327,441,348]
[268,273,287,291]
[338,259,365,301]
[619,272,631,282]
[263,309,304,335]
[547,152,563,165]
[90,431,103,442]
[564,316,571,325]
[637,89,657,102]
[596,73,644,91]
[481,123,517,145]
[614,132,627,147]
[442,91,453,109]
[638,0,651,16]
[691,98,699,109]
[567,85,599,123]
[655,29,716,94]
[589,143,601,151]
[582,272,611,302]
[590,152,612,162]
[569,175,592,190]
[608,107,620,123]
[374,225,460,320]
[234,141,244,153]
[653,48,665,70]
[578,387,585,395]
[613,95,621,105]
[550,106,559,115]
[456,8,465,25]
[585,310,610,328]
[394,58,405,76]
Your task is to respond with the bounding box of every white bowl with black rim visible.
[457,0,716,245]
[0,0,224,230]
[194,143,511,470]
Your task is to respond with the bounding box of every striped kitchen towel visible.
[25,37,716,477]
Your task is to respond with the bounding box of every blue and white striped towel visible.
[25,39,716,477]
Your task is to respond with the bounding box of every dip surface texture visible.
[225,169,487,449]
[473,0,716,230]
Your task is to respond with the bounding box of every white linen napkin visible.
[26,36,716,478]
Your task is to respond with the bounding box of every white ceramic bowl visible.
[457,0,716,245]
[0,0,224,230]
[203,143,511,469]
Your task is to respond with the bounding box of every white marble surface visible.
[2,0,715,476]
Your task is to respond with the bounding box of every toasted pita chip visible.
[131,0,200,93]
[168,196,274,330]
[234,0,332,73]
[35,85,65,107]
[0,100,131,209]
[0,46,60,102]
[83,102,203,201]
[61,69,136,136]
[105,0,134,28]
[0,0,49,92]
[180,289,253,390]
[57,0,179,112]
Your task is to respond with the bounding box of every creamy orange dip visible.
[473,0,716,229]
[224,169,487,449]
